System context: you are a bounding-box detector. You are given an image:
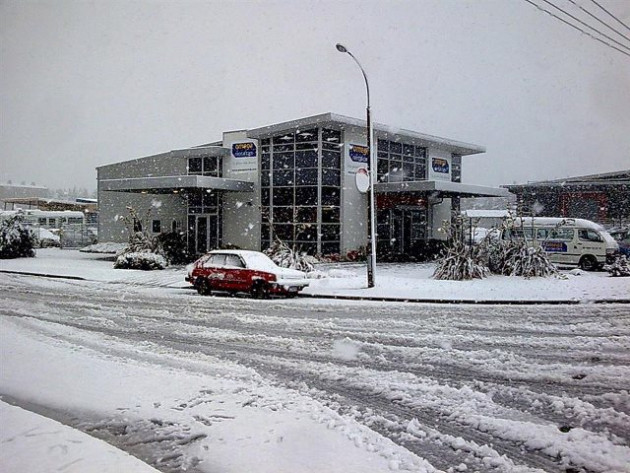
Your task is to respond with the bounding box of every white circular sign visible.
[355,167,370,193]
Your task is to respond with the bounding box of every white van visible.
[502,217,618,271]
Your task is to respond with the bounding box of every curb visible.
[0,270,86,281]
[296,292,630,305]
[3,270,629,305]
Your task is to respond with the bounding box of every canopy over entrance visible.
[100,175,254,194]
[375,180,510,198]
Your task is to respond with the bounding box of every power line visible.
[540,0,630,53]
[589,0,630,33]
[522,0,630,58]
[567,0,630,44]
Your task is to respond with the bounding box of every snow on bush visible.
[264,238,319,272]
[0,214,36,259]
[112,206,167,270]
[80,242,127,254]
[433,239,489,280]
[155,231,192,265]
[433,219,489,281]
[488,238,558,278]
[114,251,167,270]
[604,255,630,277]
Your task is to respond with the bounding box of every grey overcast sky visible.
[1,0,629,192]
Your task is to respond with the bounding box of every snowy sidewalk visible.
[1,248,629,303]
[0,401,161,473]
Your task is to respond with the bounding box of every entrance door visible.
[393,208,427,255]
[188,215,219,256]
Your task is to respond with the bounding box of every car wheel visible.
[251,281,270,299]
[197,278,212,296]
[579,255,598,271]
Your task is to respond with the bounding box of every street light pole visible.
[336,43,377,288]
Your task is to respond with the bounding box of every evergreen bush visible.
[155,231,191,265]
[433,219,489,281]
[433,239,489,280]
[604,255,630,277]
[0,214,36,259]
[114,252,167,270]
[264,238,319,272]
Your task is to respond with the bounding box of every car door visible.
[223,254,249,291]
[202,254,227,289]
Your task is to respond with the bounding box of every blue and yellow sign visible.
[432,157,449,174]
[349,144,369,163]
[542,241,567,253]
[232,142,257,158]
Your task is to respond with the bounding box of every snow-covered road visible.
[2,273,629,472]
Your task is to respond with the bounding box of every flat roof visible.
[375,180,510,198]
[506,169,630,189]
[97,146,230,171]
[246,112,486,156]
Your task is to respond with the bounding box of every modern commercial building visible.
[506,170,630,228]
[97,113,508,259]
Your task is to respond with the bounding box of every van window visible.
[504,227,533,239]
[536,228,550,240]
[578,229,603,242]
[549,228,574,241]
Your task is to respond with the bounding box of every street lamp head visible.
[335,43,348,53]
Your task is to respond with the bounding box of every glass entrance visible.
[378,208,427,257]
[188,214,219,255]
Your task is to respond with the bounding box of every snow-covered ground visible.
[1,249,630,472]
[1,248,629,302]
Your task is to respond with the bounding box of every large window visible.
[377,139,426,183]
[452,155,462,183]
[261,128,341,255]
[187,155,222,177]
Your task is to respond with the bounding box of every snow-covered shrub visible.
[604,255,630,277]
[264,238,319,272]
[433,239,489,280]
[433,219,489,281]
[487,238,558,278]
[114,251,167,270]
[80,242,127,254]
[155,231,191,265]
[113,206,167,270]
[119,206,156,253]
[0,214,36,259]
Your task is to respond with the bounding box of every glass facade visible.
[377,139,427,183]
[187,155,222,255]
[260,128,341,255]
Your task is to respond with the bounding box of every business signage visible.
[542,241,567,253]
[349,144,369,163]
[431,157,450,174]
[232,142,257,158]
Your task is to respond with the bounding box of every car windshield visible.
[241,252,279,272]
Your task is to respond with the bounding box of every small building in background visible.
[0,183,49,209]
[505,170,630,228]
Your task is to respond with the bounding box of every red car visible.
[186,250,310,298]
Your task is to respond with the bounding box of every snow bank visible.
[0,401,160,473]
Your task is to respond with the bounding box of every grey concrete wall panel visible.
[341,126,370,254]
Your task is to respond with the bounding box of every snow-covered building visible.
[0,183,49,209]
[506,170,630,228]
[97,113,507,259]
